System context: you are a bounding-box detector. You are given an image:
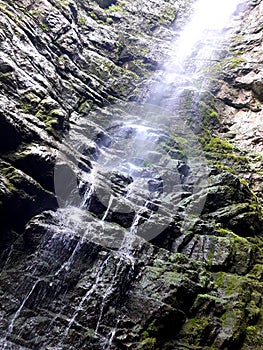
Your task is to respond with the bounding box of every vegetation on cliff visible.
[0,0,263,349]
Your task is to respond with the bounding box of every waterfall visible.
[53,0,247,246]
[2,0,248,348]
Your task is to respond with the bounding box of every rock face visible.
[213,0,263,200]
[0,0,263,349]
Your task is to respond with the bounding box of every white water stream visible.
[173,0,243,63]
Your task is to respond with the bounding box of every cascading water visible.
[0,0,249,349]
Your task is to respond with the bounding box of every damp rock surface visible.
[0,0,263,349]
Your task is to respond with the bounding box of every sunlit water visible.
[176,0,243,59]
[165,0,246,83]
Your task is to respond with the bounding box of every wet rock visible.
[214,0,263,203]
[0,208,211,349]
[23,211,57,251]
[0,0,263,349]
[110,172,132,186]
[0,160,57,238]
[96,0,117,8]
[0,58,14,73]
[0,112,23,152]
[148,178,163,193]
[8,144,56,192]
[252,78,263,100]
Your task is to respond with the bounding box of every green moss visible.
[35,109,60,132]
[193,91,253,173]
[28,10,39,16]
[58,55,65,64]
[78,100,92,113]
[78,16,86,25]
[178,316,211,345]
[0,4,14,18]
[157,133,202,161]
[214,271,226,288]
[230,57,246,69]
[20,8,39,17]
[136,321,158,350]
[229,34,244,44]
[246,264,263,280]
[0,166,22,192]
[138,47,149,56]
[214,227,231,236]
[84,328,95,337]
[18,92,41,114]
[106,17,113,24]
[147,320,158,333]
[245,326,262,346]
[199,124,251,173]
[214,272,251,297]
[107,4,122,12]
[208,109,219,119]
[142,330,149,339]
[212,161,236,173]
[175,136,188,145]
[137,337,156,349]
[203,135,233,152]
[0,72,13,84]
[124,59,153,78]
[233,50,245,56]
[198,100,220,127]
[1,177,15,192]
[40,23,49,31]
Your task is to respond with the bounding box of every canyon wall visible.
[0,0,263,349]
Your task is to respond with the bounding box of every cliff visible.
[0,0,263,349]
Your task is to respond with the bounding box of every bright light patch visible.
[174,0,242,63]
